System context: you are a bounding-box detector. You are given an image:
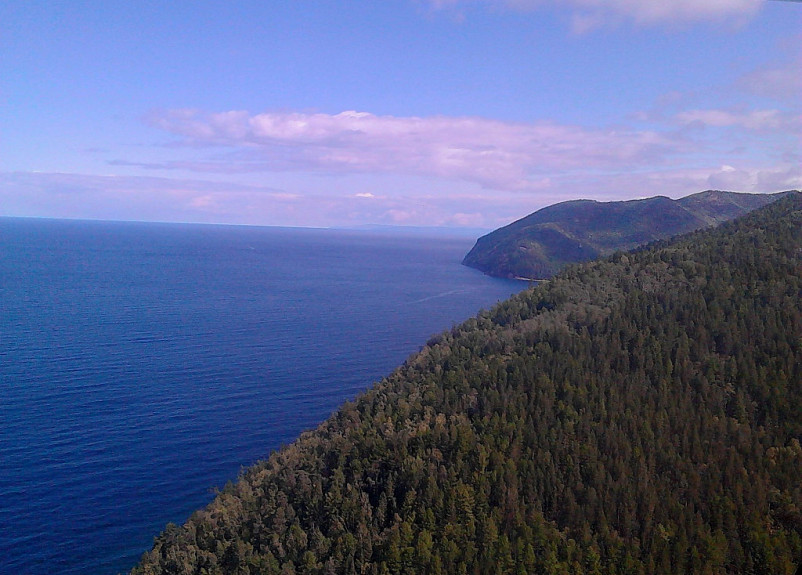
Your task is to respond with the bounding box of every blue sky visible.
[1,1,799,228]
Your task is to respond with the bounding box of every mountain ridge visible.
[463,190,794,279]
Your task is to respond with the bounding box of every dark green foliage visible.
[132,193,802,575]
[462,190,793,279]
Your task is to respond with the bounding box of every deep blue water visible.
[0,217,525,575]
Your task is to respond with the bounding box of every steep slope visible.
[132,193,802,575]
[463,190,790,279]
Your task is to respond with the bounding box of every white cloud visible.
[422,0,762,27]
[0,172,299,225]
[449,212,487,227]
[4,162,797,231]
[705,162,802,191]
[149,109,682,191]
[0,170,523,229]
[559,162,802,198]
[675,108,800,131]
[739,51,802,105]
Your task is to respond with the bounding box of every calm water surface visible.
[0,218,525,574]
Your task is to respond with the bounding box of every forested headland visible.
[132,192,802,574]
[462,190,791,279]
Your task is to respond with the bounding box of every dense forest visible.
[462,190,789,279]
[132,193,802,574]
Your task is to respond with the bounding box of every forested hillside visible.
[132,193,802,575]
[462,190,790,279]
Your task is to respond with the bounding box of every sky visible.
[1,1,800,229]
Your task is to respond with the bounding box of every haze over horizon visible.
[1,1,800,229]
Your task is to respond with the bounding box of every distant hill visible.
[131,192,802,574]
[463,190,793,279]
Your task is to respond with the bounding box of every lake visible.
[0,218,525,574]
